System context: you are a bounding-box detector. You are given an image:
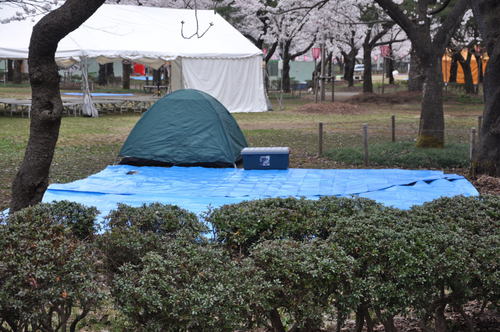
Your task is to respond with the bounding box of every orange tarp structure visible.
[442,50,488,84]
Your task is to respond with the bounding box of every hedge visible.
[0,197,498,332]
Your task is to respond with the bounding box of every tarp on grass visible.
[43,166,479,222]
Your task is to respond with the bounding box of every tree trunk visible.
[327,52,333,82]
[434,304,447,332]
[282,56,291,93]
[459,59,475,94]
[475,53,483,84]
[449,53,459,83]
[354,304,365,332]
[458,51,475,94]
[343,51,356,87]
[98,64,106,85]
[268,309,286,332]
[153,68,161,86]
[417,55,445,148]
[10,0,107,212]
[363,44,374,93]
[471,0,500,176]
[7,60,14,82]
[122,61,131,90]
[13,60,23,84]
[98,63,114,86]
[409,48,425,92]
[386,56,395,85]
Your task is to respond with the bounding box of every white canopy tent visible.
[0,4,268,113]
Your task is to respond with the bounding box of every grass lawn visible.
[0,85,483,209]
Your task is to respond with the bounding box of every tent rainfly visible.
[119,89,248,167]
[0,4,268,113]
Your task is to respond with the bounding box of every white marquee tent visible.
[0,4,268,113]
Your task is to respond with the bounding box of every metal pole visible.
[391,115,396,142]
[363,124,369,167]
[320,35,326,102]
[318,122,324,157]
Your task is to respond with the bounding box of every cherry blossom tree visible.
[374,0,469,148]
[10,0,107,212]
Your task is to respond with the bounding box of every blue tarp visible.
[130,76,153,81]
[43,166,479,221]
[63,92,135,97]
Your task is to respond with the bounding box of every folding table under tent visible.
[0,4,268,114]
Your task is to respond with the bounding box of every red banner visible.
[312,47,321,60]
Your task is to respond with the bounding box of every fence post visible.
[318,122,324,157]
[391,115,396,142]
[470,127,477,177]
[363,124,369,167]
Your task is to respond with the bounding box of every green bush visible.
[106,202,205,236]
[8,200,99,240]
[208,198,320,252]
[250,239,355,331]
[208,197,385,253]
[100,203,206,276]
[409,196,500,317]
[112,240,268,331]
[326,141,469,169]
[0,204,104,332]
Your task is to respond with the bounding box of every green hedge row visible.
[0,196,498,332]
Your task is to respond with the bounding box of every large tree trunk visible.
[417,55,445,148]
[10,0,106,212]
[122,61,131,90]
[408,48,425,92]
[471,0,500,175]
[362,44,374,93]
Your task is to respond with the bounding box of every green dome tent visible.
[119,89,248,167]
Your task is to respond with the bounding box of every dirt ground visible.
[474,175,500,195]
[296,102,367,115]
[346,91,423,104]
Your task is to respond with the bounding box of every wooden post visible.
[391,115,396,142]
[470,127,477,177]
[477,115,483,139]
[318,122,324,157]
[363,124,369,167]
